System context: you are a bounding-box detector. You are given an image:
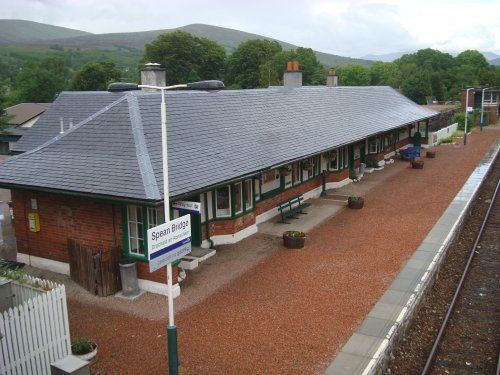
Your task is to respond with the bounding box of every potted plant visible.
[279,165,292,176]
[347,195,364,209]
[71,337,98,362]
[282,231,306,248]
[411,158,424,169]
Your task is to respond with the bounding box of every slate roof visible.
[6,103,51,127]
[0,86,438,201]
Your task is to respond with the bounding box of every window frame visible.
[124,205,163,260]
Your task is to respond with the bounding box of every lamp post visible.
[464,87,474,146]
[138,80,224,375]
[480,86,490,131]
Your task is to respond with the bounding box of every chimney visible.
[140,62,166,92]
[326,68,338,87]
[283,60,302,88]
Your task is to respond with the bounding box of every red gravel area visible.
[68,126,500,375]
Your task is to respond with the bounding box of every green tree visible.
[11,57,69,103]
[336,64,370,86]
[71,62,122,91]
[370,61,401,87]
[401,69,432,104]
[0,91,13,134]
[143,31,225,85]
[225,39,282,88]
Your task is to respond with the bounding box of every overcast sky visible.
[2,0,499,58]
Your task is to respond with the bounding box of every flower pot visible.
[283,231,306,249]
[426,151,435,158]
[72,342,97,362]
[347,197,364,209]
[411,159,424,169]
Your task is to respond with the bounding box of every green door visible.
[360,144,366,164]
[348,145,355,170]
[177,196,202,247]
[413,131,422,147]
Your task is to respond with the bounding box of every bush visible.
[71,337,95,355]
[453,110,477,131]
[440,137,454,144]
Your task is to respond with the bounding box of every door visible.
[178,195,202,247]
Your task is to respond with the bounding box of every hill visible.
[0,20,371,68]
[0,19,91,44]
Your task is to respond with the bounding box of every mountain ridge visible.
[0,19,372,67]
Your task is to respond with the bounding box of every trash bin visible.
[359,163,366,175]
[119,258,140,297]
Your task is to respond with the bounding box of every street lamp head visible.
[186,80,225,90]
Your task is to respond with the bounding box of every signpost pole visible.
[160,88,179,375]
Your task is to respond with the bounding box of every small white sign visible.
[172,201,201,214]
[148,215,192,273]
[467,106,473,113]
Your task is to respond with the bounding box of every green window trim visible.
[122,205,163,261]
[212,179,256,220]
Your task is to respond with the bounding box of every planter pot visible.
[347,197,364,209]
[411,160,424,169]
[426,151,436,158]
[72,343,97,363]
[283,231,306,249]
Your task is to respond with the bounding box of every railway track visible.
[422,179,500,375]
[386,155,500,375]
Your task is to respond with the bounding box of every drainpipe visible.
[203,192,214,248]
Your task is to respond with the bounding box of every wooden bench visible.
[277,195,312,223]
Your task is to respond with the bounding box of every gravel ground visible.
[31,125,500,374]
[386,151,500,374]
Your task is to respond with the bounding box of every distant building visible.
[461,87,500,124]
[1,103,51,154]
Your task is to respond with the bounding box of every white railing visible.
[0,276,70,375]
[430,122,458,146]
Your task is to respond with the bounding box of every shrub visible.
[71,337,95,355]
[440,137,454,144]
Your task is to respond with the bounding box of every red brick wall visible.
[12,190,122,263]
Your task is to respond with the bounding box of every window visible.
[127,205,144,256]
[254,179,261,201]
[369,137,379,154]
[245,179,253,210]
[385,133,394,147]
[261,170,280,194]
[127,206,163,257]
[329,147,348,170]
[293,162,301,185]
[216,185,231,217]
[329,150,339,170]
[233,182,243,215]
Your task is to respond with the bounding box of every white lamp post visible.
[138,80,224,375]
[464,87,474,146]
[480,86,490,131]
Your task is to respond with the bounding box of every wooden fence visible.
[0,276,70,375]
[68,239,121,297]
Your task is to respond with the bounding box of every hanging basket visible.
[302,160,314,170]
[279,166,292,176]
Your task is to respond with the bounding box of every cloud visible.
[1,0,499,57]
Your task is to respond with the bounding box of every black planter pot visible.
[411,160,424,169]
[283,231,306,248]
[347,197,364,209]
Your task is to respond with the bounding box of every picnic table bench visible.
[277,195,311,223]
[399,146,421,160]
